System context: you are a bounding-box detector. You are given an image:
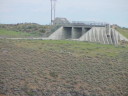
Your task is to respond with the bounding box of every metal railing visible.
[54,21,108,27]
[72,21,108,26]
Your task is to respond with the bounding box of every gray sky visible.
[0,0,128,27]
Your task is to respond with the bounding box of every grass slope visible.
[0,23,51,37]
[0,40,128,96]
[0,29,38,38]
[116,27,128,38]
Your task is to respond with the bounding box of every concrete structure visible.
[48,18,128,45]
[53,17,70,25]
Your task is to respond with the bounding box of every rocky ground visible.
[0,39,128,96]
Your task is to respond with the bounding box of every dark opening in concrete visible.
[63,27,72,39]
[72,27,82,39]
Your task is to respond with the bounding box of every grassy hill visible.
[0,39,128,96]
[0,24,128,95]
[0,29,38,38]
[0,23,50,37]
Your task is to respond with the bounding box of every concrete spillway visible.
[48,26,128,45]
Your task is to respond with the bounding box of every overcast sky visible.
[0,0,128,27]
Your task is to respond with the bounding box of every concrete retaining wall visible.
[48,26,128,45]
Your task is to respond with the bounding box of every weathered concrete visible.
[48,27,64,40]
[79,27,128,44]
[48,26,128,45]
[72,27,82,39]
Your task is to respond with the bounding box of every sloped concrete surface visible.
[48,27,64,40]
[79,27,128,44]
[48,26,128,45]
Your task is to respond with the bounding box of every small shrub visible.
[49,71,58,78]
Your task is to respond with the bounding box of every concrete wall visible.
[79,27,128,44]
[48,26,128,45]
[48,27,64,40]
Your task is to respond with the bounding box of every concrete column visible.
[72,27,82,39]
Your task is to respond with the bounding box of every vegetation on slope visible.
[0,39,128,96]
[0,29,38,38]
[0,23,50,37]
[116,27,128,38]
[0,23,128,38]
[0,24,128,95]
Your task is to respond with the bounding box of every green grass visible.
[0,29,37,37]
[13,40,128,57]
[116,27,128,38]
